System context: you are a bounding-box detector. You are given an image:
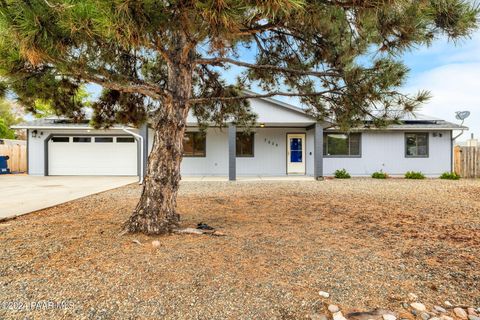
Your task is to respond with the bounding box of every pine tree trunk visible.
[124,36,193,235]
[124,110,187,234]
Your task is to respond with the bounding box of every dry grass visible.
[0,179,479,319]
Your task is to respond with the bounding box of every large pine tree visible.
[0,0,477,234]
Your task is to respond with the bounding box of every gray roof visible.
[12,106,466,131]
[11,118,126,130]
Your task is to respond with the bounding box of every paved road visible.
[0,175,138,220]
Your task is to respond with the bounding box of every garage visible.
[48,135,138,176]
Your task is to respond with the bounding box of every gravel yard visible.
[0,179,479,319]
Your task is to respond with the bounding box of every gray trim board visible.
[228,124,236,181]
[139,123,149,179]
[314,123,323,180]
[26,129,29,175]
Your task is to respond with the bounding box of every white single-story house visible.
[12,95,466,180]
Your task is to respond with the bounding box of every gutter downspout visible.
[450,122,466,173]
[122,127,144,185]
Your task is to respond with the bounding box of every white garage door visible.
[48,136,138,176]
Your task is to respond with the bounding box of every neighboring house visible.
[456,133,478,147]
[12,95,466,180]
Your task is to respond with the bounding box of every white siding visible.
[148,127,314,176]
[28,127,453,178]
[323,131,452,176]
[186,97,315,126]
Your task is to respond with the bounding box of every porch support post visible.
[139,123,149,180]
[314,122,324,180]
[228,123,236,181]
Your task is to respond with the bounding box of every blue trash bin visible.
[0,155,11,174]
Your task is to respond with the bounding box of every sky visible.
[401,31,480,141]
[85,30,480,143]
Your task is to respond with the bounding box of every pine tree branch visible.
[194,57,339,78]
[189,89,341,104]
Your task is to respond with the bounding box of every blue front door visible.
[287,134,306,174]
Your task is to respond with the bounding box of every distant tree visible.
[0,1,477,234]
[0,99,21,139]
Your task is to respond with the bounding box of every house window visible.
[236,132,254,157]
[405,133,429,157]
[183,132,206,157]
[72,137,91,143]
[95,137,113,143]
[323,133,361,157]
[51,137,69,143]
[116,137,135,143]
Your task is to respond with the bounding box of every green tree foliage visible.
[32,86,91,119]
[0,1,476,128]
[0,0,476,234]
[0,99,20,139]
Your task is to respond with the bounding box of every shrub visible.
[334,169,351,179]
[372,171,388,179]
[440,172,460,180]
[405,171,425,179]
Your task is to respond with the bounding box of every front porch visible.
[141,95,327,181]
[181,175,318,182]
[226,123,324,181]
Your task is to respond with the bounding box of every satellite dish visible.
[455,111,470,121]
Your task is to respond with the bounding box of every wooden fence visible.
[454,146,480,178]
[0,144,27,173]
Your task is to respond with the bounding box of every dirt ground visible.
[0,179,479,319]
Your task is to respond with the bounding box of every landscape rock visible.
[383,314,397,320]
[132,239,142,245]
[444,301,453,307]
[419,312,430,320]
[408,293,419,301]
[411,303,427,312]
[468,316,480,320]
[329,305,340,313]
[454,308,468,319]
[319,291,330,298]
[434,306,447,313]
[467,308,478,316]
[310,313,329,320]
[398,312,416,320]
[333,311,347,320]
[346,309,393,320]
[151,240,161,248]
[440,316,454,320]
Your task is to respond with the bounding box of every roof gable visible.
[187,96,316,126]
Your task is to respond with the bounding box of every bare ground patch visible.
[0,179,479,319]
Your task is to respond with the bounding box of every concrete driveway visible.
[0,175,138,220]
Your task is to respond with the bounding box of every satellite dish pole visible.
[451,110,471,174]
[453,110,470,140]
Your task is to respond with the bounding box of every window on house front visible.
[51,137,69,143]
[72,137,91,143]
[183,132,206,157]
[116,137,135,143]
[323,133,361,157]
[236,132,254,157]
[405,133,429,157]
[94,137,113,143]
